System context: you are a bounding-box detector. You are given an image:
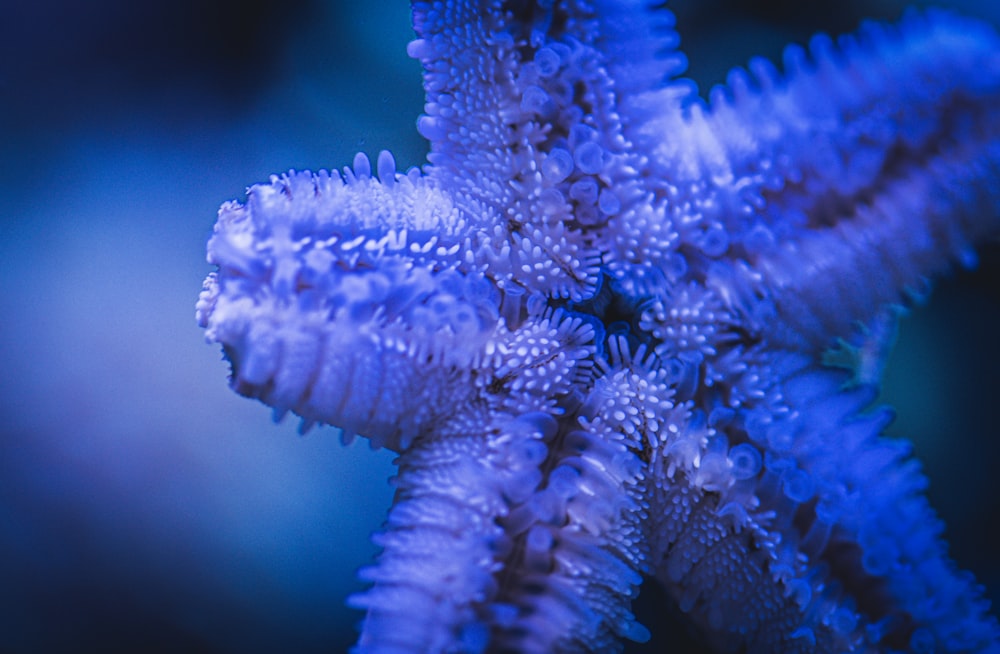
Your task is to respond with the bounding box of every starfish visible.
[196,1,1000,652]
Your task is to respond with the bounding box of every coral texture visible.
[197,1,1000,652]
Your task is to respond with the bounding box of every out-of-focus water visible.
[0,2,996,652]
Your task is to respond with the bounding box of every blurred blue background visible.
[0,1,997,652]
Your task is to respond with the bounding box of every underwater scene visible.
[1,1,999,651]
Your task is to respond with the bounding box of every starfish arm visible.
[409,1,696,300]
[760,361,1000,652]
[704,11,1000,349]
[652,346,1000,652]
[349,318,661,653]
[196,165,499,449]
[469,341,659,653]
[349,410,552,654]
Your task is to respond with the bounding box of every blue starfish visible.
[197,1,1000,651]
